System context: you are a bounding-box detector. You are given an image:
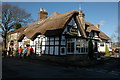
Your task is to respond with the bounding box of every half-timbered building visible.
[16,8,111,56]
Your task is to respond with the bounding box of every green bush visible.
[105,45,110,57]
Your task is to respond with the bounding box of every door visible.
[94,42,98,52]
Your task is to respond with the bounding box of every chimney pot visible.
[38,8,48,21]
[79,10,85,18]
[40,8,43,11]
[95,24,100,28]
[44,9,46,12]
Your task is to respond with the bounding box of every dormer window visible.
[89,32,94,38]
[89,31,98,38]
[94,32,98,37]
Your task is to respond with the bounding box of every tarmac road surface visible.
[2,57,120,79]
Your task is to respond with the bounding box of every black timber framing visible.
[48,37,50,55]
[44,38,46,54]
[34,38,36,54]
[42,45,65,46]
[53,37,55,55]
[66,38,68,55]
[41,36,66,55]
[58,36,61,55]
[41,38,43,54]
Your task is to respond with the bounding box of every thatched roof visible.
[99,31,110,40]
[86,25,100,32]
[19,10,81,40]
[85,21,110,40]
[76,16,87,38]
[9,26,27,34]
[85,21,94,26]
[17,10,110,41]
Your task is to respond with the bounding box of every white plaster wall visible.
[41,37,46,54]
[98,42,106,52]
[19,35,47,54]
[44,37,49,54]
[96,41,112,52]
[33,35,46,54]
[33,37,40,54]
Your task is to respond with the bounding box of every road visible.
[2,57,120,79]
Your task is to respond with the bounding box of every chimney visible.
[38,8,48,21]
[79,11,85,18]
[79,11,85,29]
[95,24,100,28]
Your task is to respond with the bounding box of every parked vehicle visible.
[115,48,120,53]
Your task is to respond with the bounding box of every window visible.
[67,42,74,52]
[61,48,65,53]
[76,39,88,53]
[81,47,84,53]
[76,42,81,53]
[100,42,104,46]
[10,40,14,45]
[86,48,88,52]
[94,32,98,37]
[89,32,94,37]
[76,47,81,53]
[55,37,59,45]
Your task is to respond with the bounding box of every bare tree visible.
[0,3,33,50]
[110,27,120,47]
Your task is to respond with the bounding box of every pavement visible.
[2,56,120,79]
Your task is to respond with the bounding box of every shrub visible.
[105,45,110,57]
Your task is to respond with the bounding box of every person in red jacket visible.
[18,46,23,56]
[30,46,34,55]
